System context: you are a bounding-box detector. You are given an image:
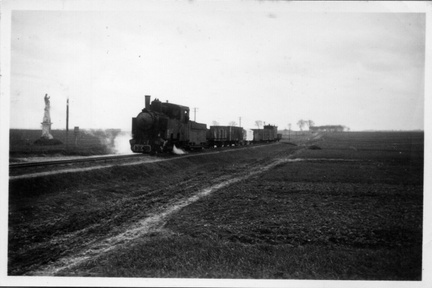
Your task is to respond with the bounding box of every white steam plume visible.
[113,131,133,154]
[173,145,187,155]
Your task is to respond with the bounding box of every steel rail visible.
[10,142,282,170]
[9,154,141,169]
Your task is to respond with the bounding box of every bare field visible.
[8,132,423,279]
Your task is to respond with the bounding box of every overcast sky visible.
[8,1,426,131]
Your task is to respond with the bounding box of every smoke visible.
[113,131,133,154]
[173,145,187,155]
[82,129,109,150]
[83,129,132,154]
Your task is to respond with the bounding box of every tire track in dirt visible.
[26,154,298,276]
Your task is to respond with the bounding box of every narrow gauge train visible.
[130,95,280,154]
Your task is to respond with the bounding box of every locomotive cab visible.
[162,102,190,123]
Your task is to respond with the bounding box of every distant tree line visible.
[297,119,314,131]
[210,119,351,131]
[309,125,350,132]
[296,119,349,132]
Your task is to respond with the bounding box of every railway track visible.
[9,154,143,170]
[10,142,274,169]
[9,142,283,179]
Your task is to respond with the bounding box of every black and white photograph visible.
[1,0,430,287]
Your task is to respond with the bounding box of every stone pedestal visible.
[41,121,53,139]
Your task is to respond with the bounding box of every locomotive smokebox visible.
[136,111,155,131]
[145,95,151,109]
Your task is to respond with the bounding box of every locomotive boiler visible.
[130,95,207,153]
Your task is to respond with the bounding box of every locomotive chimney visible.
[145,95,151,109]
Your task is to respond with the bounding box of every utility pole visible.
[66,97,69,148]
[288,123,291,141]
[239,117,241,127]
[193,107,198,121]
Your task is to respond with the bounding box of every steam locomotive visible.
[130,95,280,153]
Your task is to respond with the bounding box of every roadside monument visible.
[34,94,62,145]
[41,94,53,139]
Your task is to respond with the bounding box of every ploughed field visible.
[8,132,423,279]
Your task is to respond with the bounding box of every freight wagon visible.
[208,126,246,147]
[252,125,279,142]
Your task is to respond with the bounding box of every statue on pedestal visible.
[41,94,53,139]
[34,93,62,145]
